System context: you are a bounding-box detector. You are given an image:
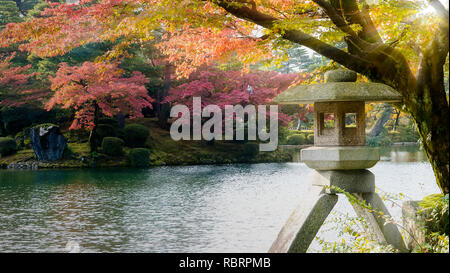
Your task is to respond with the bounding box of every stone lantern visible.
[269,69,408,252]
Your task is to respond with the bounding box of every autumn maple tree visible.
[47,61,153,150]
[0,0,448,193]
[0,53,42,107]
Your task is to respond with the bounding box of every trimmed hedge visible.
[129,148,150,167]
[0,137,17,156]
[98,117,119,127]
[243,142,259,158]
[101,137,124,156]
[90,124,116,148]
[286,134,306,145]
[124,124,149,147]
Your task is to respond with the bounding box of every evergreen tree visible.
[0,0,22,29]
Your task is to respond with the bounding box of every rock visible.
[402,200,427,251]
[7,161,39,170]
[324,69,357,82]
[30,124,67,161]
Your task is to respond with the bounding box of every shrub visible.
[62,145,75,159]
[306,134,314,144]
[419,194,449,236]
[101,137,124,156]
[0,137,17,156]
[366,129,392,146]
[278,126,291,144]
[243,142,259,158]
[124,124,149,147]
[98,117,119,127]
[286,134,306,145]
[96,124,116,139]
[89,124,116,148]
[129,148,150,167]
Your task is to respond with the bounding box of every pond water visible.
[0,145,439,252]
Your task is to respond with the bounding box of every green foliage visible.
[94,123,116,145]
[286,134,306,145]
[315,185,403,253]
[64,129,90,143]
[128,148,150,167]
[35,58,59,81]
[0,136,17,156]
[124,123,149,147]
[98,117,119,127]
[21,0,42,17]
[388,124,420,143]
[315,211,396,253]
[62,144,74,159]
[277,126,290,144]
[0,106,72,136]
[101,137,124,156]
[366,128,392,147]
[243,142,259,158]
[419,194,449,236]
[0,0,22,28]
[306,134,314,144]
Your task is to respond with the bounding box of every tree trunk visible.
[89,101,100,152]
[392,110,401,132]
[367,49,449,194]
[368,104,393,137]
[157,62,172,129]
[296,117,301,130]
[117,112,125,129]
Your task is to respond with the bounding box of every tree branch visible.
[429,0,449,21]
[211,0,373,73]
[334,0,383,44]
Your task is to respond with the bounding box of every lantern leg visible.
[269,184,338,253]
[350,193,408,252]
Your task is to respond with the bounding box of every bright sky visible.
[421,0,449,15]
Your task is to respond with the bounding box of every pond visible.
[0,145,439,252]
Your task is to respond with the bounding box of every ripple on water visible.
[0,157,438,252]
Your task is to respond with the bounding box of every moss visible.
[33,123,58,130]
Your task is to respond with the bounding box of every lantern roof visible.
[274,69,402,104]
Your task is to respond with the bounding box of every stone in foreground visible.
[301,146,380,170]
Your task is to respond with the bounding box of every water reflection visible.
[379,145,428,162]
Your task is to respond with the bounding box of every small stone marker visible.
[270,69,407,253]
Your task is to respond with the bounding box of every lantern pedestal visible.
[268,162,408,253]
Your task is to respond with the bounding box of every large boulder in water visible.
[30,124,67,161]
